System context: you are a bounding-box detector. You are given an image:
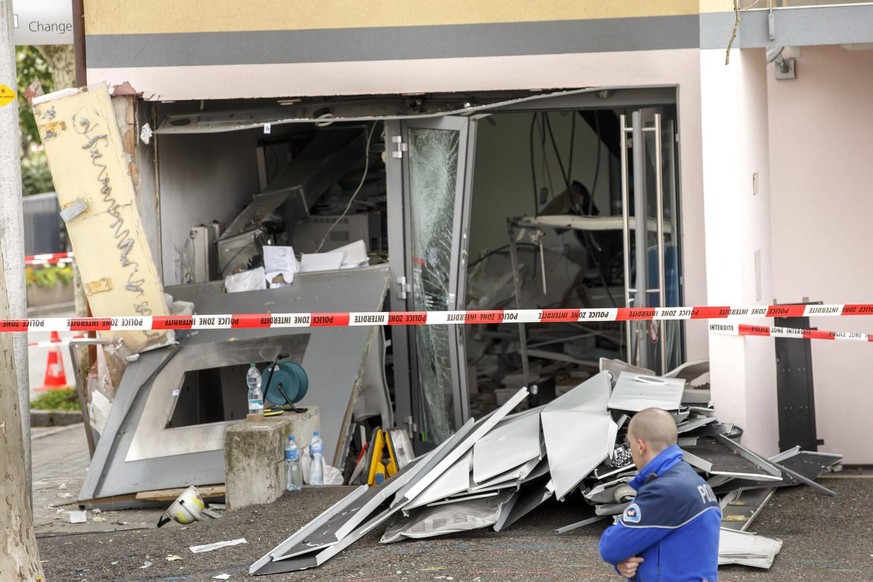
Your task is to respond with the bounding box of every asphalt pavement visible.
[32,424,873,582]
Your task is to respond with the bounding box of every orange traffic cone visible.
[39,332,68,391]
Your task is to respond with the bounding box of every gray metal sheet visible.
[608,372,685,412]
[382,491,513,543]
[685,437,783,484]
[470,457,540,493]
[472,411,541,484]
[272,460,424,560]
[555,515,607,535]
[541,372,612,500]
[677,414,718,434]
[718,528,783,569]
[79,265,390,502]
[249,485,369,571]
[494,477,554,532]
[599,357,654,386]
[400,388,528,505]
[252,504,398,575]
[403,451,472,511]
[720,488,776,532]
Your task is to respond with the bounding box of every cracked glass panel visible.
[408,127,460,444]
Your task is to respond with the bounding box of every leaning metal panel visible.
[127,334,309,461]
[472,408,542,484]
[400,388,528,505]
[79,265,389,503]
[542,372,613,500]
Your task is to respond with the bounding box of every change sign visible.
[13,0,74,46]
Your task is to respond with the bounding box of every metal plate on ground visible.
[541,372,612,500]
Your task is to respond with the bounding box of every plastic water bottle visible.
[284,435,303,492]
[308,431,324,486]
[246,363,264,419]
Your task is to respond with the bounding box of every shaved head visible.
[628,408,677,454]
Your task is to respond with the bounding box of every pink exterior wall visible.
[768,45,873,464]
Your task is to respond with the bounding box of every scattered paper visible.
[299,252,344,273]
[263,246,298,287]
[225,267,267,293]
[166,555,183,561]
[189,538,248,554]
[334,240,369,269]
[140,561,153,569]
[213,575,231,580]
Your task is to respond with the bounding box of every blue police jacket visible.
[599,444,721,581]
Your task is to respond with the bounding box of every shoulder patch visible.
[622,503,642,524]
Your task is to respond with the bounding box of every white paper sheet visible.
[299,252,345,273]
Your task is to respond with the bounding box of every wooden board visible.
[135,484,226,502]
[33,84,169,353]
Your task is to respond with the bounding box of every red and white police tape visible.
[2,303,873,333]
[708,323,873,343]
[25,252,74,266]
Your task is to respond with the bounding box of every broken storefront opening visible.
[149,85,682,452]
[53,85,688,502]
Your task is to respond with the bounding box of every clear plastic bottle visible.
[308,431,324,486]
[246,363,264,419]
[284,435,303,492]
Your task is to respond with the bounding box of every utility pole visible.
[0,0,31,478]
[0,0,44,578]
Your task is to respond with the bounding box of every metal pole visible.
[0,0,32,490]
[632,111,649,370]
[619,115,632,363]
[507,219,531,388]
[654,114,667,372]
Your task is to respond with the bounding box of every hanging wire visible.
[315,122,378,253]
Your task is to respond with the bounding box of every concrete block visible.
[224,407,320,511]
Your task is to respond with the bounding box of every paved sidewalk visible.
[31,423,163,536]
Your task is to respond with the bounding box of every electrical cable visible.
[567,112,576,188]
[315,122,378,253]
[588,111,602,216]
[529,114,539,216]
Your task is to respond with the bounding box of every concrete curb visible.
[31,409,82,428]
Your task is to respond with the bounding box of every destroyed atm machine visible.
[33,88,394,506]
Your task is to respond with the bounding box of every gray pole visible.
[632,110,649,370]
[0,0,32,487]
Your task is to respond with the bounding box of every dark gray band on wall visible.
[700,4,873,50]
[86,15,701,69]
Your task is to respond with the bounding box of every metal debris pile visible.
[251,359,841,575]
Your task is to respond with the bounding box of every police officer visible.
[599,407,721,581]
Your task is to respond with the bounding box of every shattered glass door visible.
[394,117,474,445]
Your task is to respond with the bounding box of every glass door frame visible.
[385,116,476,446]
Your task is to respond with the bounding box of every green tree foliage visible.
[16,46,54,151]
[16,46,57,196]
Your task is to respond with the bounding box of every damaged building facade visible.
[57,0,873,500]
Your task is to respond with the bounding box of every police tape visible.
[25,252,74,266]
[2,302,873,332]
[709,323,873,343]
